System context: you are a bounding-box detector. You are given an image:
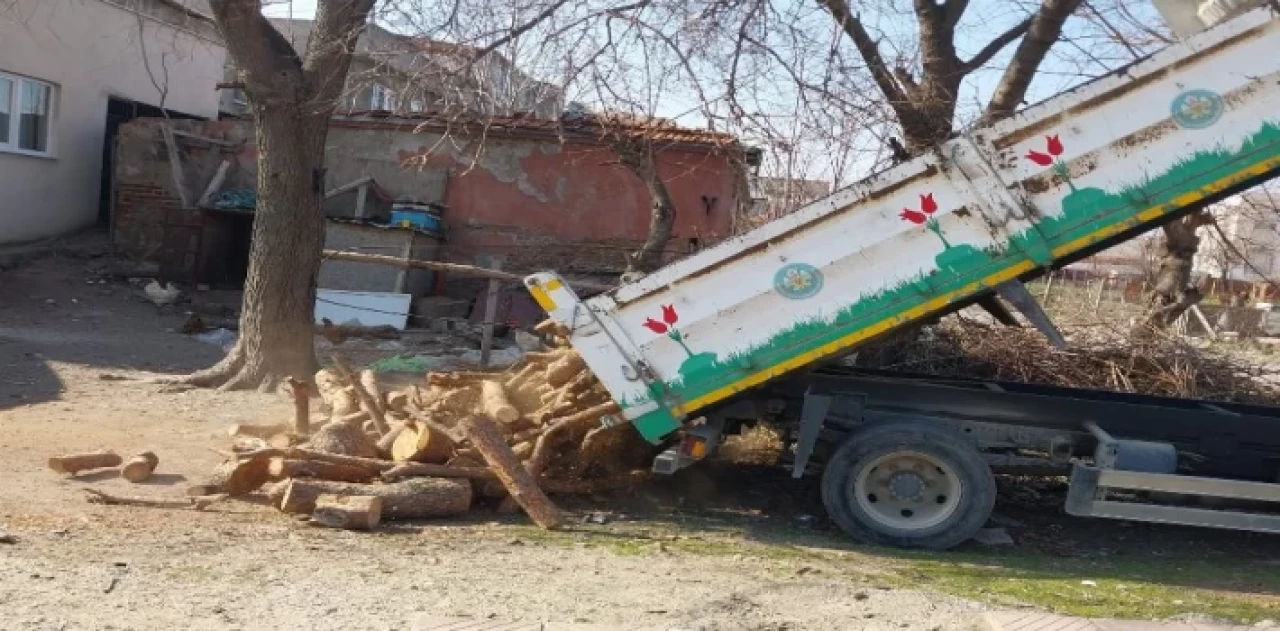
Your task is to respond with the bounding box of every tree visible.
[819,0,1082,151]
[183,0,377,391]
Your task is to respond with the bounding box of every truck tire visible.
[821,421,995,550]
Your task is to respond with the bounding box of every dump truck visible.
[525,3,1280,549]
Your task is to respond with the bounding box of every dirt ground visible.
[2,247,1279,630]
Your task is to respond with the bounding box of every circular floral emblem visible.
[1171,89,1224,129]
[774,263,824,300]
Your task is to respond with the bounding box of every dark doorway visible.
[99,97,203,226]
[198,209,254,288]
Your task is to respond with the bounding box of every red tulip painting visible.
[899,192,951,249]
[1024,135,1075,191]
[642,304,695,357]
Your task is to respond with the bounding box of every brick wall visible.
[113,183,202,278]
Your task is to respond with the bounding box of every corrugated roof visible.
[330,110,739,149]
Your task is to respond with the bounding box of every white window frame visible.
[0,70,56,158]
[370,84,397,111]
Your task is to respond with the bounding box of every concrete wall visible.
[318,222,440,295]
[0,0,225,244]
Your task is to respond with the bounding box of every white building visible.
[1195,187,1280,283]
[0,0,225,245]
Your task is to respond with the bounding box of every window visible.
[410,98,424,113]
[370,84,397,111]
[0,71,54,155]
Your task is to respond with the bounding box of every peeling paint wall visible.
[113,116,741,289]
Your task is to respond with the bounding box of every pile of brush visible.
[852,318,1280,404]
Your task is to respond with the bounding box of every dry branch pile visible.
[179,330,656,530]
[852,319,1280,404]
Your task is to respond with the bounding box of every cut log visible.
[315,369,359,416]
[227,423,289,440]
[267,458,378,483]
[376,422,406,459]
[48,451,122,476]
[547,401,621,433]
[279,478,471,518]
[480,381,520,424]
[267,432,307,449]
[307,421,380,459]
[120,451,159,483]
[391,420,455,464]
[188,458,269,496]
[265,480,289,508]
[311,494,382,530]
[239,447,497,480]
[289,379,311,435]
[332,356,390,435]
[359,370,386,415]
[334,410,370,428]
[462,415,563,529]
[534,318,569,338]
[545,352,587,387]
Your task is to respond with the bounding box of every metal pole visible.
[479,256,504,368]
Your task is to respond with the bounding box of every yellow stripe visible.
[670,157,1280,417]
[529,287,556,311]
[544,279,564,291]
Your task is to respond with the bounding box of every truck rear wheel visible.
[821,422,995,550]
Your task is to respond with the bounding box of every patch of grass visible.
[476,516,1280,623]
[892,550,1280,623]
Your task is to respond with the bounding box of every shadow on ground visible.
[0,248,224,411]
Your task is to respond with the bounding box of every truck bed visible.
[526,7,1280,443]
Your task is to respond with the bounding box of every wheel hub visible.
[853,451,964,532]
[888,472,925,501]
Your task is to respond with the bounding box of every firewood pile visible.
[76,321,653,530]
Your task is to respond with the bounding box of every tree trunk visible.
[621,148,677,275]
[184,109,330,390]
[1141,211,1211,329]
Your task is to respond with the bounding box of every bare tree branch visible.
[817,0,909,108]
[961,16,1034,73]
[982,0,1084,123]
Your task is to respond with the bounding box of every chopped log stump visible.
[311,494,382,530]
[391,420,455,463]
[267,458,378,483]
[279,478,471,518]
[48,451,122,476]
[480,380,520,424]
[307,421,379,459]
[188,458,269,496]
[376,422,406,458]
[120,451,159,483]
[463,415,563,529]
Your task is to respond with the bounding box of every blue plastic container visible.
[390,206,441,232]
